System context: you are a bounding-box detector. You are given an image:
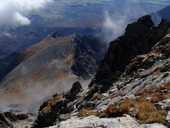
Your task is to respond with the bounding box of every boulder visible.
[32,82,83,128]
[64,81,83,101]
[50,115,168,128]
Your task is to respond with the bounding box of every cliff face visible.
[31,15,170,128]
[90,15,170,91]
[71,35,105,78]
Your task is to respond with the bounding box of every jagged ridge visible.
[31,15,170,128]
[90,15,170,92]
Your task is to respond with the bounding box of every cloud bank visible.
[0,0,52,27]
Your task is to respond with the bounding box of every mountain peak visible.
[90,15,170,91]
[0,34,105,113]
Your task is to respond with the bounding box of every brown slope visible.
[0,34,77,112]
[0,34,104,112]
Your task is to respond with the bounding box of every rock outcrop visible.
[32,81,83,128]
[0,112,35,128]
[90,15,170,92]
[50,115,167,128]
[33,15,170,128]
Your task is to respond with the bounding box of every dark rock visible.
[90,15,170,92]
[32,99,68,128]
[51,32,61,38]
[0,113,13,128]
[70,81,82,94]
[77,101,96,111]
[160,62,170,72]
[16,114,29,120]
[39,101,49,112]
[32,82,83,128]
[84,85,100,101]
[0,112,29,128]
[53,93,59,98]
[64,81,83,101]
[0,121,9,128]
[4,112,17,122]
[71,35,106,79]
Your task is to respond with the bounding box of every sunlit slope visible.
[0,34,104,112]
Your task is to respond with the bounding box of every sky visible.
[0,0,52,27]
[128,0,170,5]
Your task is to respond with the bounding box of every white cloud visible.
[102,11,129,43]
[13,12,31,26]
[0,0,52,27]
[102,2,161,43]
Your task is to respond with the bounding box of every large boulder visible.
[32,82,83,128]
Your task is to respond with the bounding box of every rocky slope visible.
[30,15,170,128]
[0,33,105,113]
[90,15,170,91]
[0,111,36,128]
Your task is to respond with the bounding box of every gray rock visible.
[51,115,141,128]
[49,115,168,128]
[156,99,170,110]
[143,123,167,128]
[166,111,170,123]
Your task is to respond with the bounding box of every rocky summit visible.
[22,15,170,128]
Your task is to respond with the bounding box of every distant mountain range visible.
[0,1,165,60]
[157,5,170,19]
[0,26,99,60]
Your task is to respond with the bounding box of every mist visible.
[102,11,130,43]
[0,74,90,114]
[102,3,164,43]
[0,0,52,28]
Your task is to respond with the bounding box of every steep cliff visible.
[90,15,170,92]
